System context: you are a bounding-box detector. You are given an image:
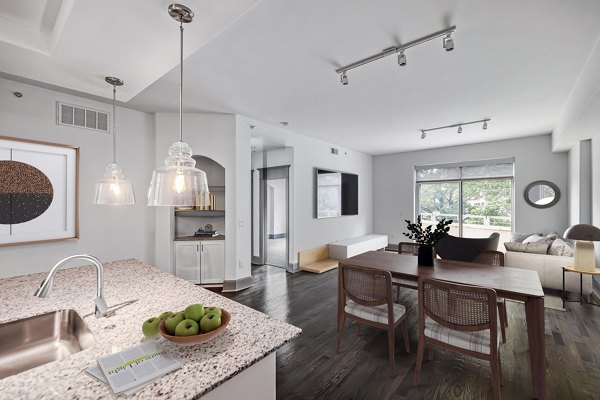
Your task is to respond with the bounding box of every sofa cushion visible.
[510,232,542,243]
[504,242,549,254]
[548,238,573,257]
[522,234,555,247]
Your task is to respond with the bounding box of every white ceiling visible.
[0,0,261,101]
[3,0,600,155]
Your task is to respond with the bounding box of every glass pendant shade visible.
[94,163,135,205]
[147,141,209,206]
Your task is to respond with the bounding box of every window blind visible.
[415,158,514,182]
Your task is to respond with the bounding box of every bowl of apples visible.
[142,304,230,346]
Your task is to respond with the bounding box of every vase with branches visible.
[403,216,452,266]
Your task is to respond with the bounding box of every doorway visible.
[252,166,289,269]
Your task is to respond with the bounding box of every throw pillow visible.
[548,238,574,257]
[522,234,555,246]
[510,232,542,243]
[504,242,549,254]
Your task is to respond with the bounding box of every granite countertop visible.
[0,259,301,399]
[174,235,225,241]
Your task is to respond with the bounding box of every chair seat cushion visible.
[424,317,497,354]
[345,300,406,324]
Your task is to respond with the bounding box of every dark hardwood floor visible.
[223,265,600,400]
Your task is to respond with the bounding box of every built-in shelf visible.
[175,210,225,218]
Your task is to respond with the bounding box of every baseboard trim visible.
[287,262,299,273]
[222,276,253,292]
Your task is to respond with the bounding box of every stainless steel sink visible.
[0,309,95,379]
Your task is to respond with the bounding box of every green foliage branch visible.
[403,216,452,247]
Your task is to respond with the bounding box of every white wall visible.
[568,140,592,226]
[241,117,373,267]
[154,113,251,284]
[374,135,568,244]
[0,78,155,278]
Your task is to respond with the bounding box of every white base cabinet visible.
[174,240,225,284]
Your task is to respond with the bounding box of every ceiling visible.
[3,0,600,155]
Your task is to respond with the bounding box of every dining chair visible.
[414,277,502,400]
[392,242,420,300]
[337,263,410,376]
[473,250,508,343]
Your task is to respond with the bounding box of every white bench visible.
[328,234,388,260]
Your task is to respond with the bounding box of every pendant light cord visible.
[112,84,117,164]
[179,20,184,143]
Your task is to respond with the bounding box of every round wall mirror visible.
[524,180,560,209]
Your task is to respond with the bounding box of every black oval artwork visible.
[0,160,54,224]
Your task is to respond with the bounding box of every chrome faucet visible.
[34,254,109,318]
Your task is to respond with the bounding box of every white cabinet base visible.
[328,234,388,260]
[174,240,224,284]
[203,352,275,400]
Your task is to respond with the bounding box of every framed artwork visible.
[0,136,79,246]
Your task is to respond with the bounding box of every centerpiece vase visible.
[418,245,434,266]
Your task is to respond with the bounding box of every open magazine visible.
[85,341,181,396]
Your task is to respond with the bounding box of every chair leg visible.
[388,325,396,377]
[413,338,425,386]
[498,351,503,384]
[503,301,508,327]
[490,353,502,400]
[498,303,506,343]
[402,319,410,353]
[336,315,345,353]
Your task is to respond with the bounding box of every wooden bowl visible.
[159,309,230,345]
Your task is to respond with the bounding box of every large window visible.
[415,159,514,249]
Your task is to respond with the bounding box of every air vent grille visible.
[57,102,109,133]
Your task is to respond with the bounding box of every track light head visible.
[482,121,488,130]
[340,71,348,85]
[421,130,426,139]
[457,125,462,134]
[398,50,407,67]
[443,34,454,51]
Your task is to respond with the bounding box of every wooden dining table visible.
[339,251,546,400]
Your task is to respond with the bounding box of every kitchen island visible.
[0,259,301,399]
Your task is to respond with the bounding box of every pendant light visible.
[147,3,209,207]
[94,77,135,205]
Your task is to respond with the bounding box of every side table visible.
[562,265,600,307]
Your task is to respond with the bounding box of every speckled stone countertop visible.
[174,235,225,241]
[0,259,301,399]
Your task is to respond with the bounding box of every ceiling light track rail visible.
[335,25,456,76]
[420,118,490,139]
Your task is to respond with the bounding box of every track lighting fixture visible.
[398,50,406,66]
[340,71,348,85]
[443,34,454,51]
[336,26,455,84]
[419,118,491,139]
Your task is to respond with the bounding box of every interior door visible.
[175,242,200,283]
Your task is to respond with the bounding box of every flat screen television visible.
[315,168,358,218]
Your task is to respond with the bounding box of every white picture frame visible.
[0,136,79,246]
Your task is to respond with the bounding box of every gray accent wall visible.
[373,134,568,244]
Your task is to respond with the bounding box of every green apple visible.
[175,319,200,336]
[184,304,205,322]
[164,312,186,335]
[204,307,221,317]
[142,317,161,338]
[200,313,222,333]
[159,311,174,321]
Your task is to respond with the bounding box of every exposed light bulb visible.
[457,125,462,134]
[174,171,186,194]
[110,182,122,196]
[483,121,488,130]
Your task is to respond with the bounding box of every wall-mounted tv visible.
[315,168,358,218]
